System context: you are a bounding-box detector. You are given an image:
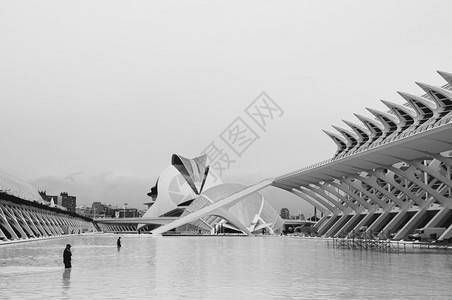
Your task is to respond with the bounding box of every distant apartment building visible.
[76,205,91,216]
[112,208,138,218]
[59,192,76,213]
[97,203,138,218]
[92,201,106,218]
[280,208,290,220]
[76,202,110,218]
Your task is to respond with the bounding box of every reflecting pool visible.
[1,235,451,299]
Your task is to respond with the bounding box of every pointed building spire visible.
[322,130,347,157]
[437,70,452,85]
[415,82,452,110]
[342,119,370,141]
[332,125,358,150]
[380,100,416,130]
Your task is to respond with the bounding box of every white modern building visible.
[137,154,284,235]
[0,171,96,242]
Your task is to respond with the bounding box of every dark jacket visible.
[63,248,72,265]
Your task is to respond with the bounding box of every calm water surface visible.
[0,235,451,299]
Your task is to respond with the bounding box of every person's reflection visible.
[62,268,71,291]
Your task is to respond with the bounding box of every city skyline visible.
[1,1,452,216]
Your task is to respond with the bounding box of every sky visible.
[1,1,452,217]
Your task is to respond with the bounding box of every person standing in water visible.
[63,244,72,268]
[116,237,121,248]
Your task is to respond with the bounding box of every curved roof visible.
[0,170,44,204]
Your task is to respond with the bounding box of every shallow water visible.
[0,235,451,299]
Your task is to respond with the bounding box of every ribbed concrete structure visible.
[0,171,96,242]
[272,71,452,240]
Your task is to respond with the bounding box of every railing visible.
[328,237,452,252]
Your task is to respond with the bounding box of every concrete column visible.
[0,205,19,240]
[3,206,28,239]
[394,197,436,239]
[324,209,354,237]
[22,210,42,237]
[425,205,452,228]
[335,206,365,236]
[13,208,35,238]
[350,206,379,232]
[317,212,340,235]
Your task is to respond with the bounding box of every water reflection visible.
[62,268,71,289]
[0,235,451,299]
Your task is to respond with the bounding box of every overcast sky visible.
[1,1,452,216]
